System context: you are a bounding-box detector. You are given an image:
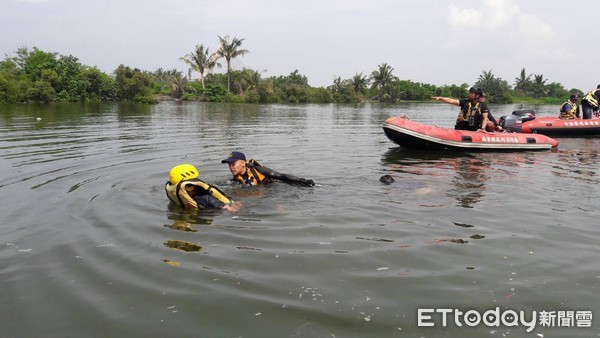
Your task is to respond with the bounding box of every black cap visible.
[570,94,579,100]
[221,151,246,163]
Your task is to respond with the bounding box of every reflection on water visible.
[1,102,599,337]
[380,148,490,208]
[164,239,203,252]
[554,147,600,182]
[450,157,489,208]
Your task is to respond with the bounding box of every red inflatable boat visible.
[383,116,559,151]
[501,110,600,137]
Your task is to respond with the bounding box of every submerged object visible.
[379,175,395,184]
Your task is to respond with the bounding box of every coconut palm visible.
[370,63,398,101]
[240,68,264,92]
[216,35,250,93]
[350,72,369,94]
[477,69,496,84]
[170,71,188,99]
[179,44,220,90]
[329,76,345,93]
[531,74,547,98]
[514,68,531,94]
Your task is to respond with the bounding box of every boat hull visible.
[521,116,600,136]
[383,116,558,151]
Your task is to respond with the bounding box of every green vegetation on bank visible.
[0,38,584,105]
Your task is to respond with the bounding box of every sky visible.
[1,0,599,90]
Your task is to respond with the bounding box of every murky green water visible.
[1,102,598,337]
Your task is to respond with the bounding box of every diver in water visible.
[221,151,315,187]
[165,164,242,212]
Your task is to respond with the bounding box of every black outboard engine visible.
[500,115,523,132]
[512,109,536,122]
[500,110,536,132]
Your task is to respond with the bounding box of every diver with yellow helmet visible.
[165,164,242,212]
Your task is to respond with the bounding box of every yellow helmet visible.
[169,164,199,185]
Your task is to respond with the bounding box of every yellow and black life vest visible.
[559,100,578,119]
[234,159,269,186]
[165,178,231,209]
[583,89,599,108]
[462,101,482,118]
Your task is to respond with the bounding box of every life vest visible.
[582,89,599,109]
[234,159,270,186]
[165,178,231,209]
[559,100,578,119]
[461,101,482,118]
[457,101,484,129]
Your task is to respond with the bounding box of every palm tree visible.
[329,76,345,93]
[478,69,495,84]
[531,74,547,98]
[514,68,531,94]
[241,68,264,91]
[171,73,188,99]
[216,35,250,93]
[179,44,220,90]
[350,72,369,94]
[370,63,398,101]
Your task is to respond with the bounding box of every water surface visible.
[0,102,598,337]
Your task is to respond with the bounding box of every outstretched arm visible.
[256,165,315,186]
[431,96,460,106]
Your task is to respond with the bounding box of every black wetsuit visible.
[236,161,315,187]
[192,191,226,209]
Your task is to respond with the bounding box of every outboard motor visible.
[512,109,536,122]
[500,109,536,132]
[500,115,523,132]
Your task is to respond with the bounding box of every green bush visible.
[204,83,227,102]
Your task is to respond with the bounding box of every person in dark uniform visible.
[479,92,503,131]
[580,85,600,119]
[431,86,490,131]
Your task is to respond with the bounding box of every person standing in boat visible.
[221,151,315,187]
[581,85,600,119]
[431,87,491,131]
[559,94,580,119]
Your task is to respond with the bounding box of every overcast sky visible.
[1,0,598,90]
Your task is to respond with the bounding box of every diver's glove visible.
[300,179,315,187]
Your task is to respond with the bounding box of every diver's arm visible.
[223,201,242,212]
[194,194,242,212]
[255,165,315,186]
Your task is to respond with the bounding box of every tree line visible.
[0,36,582,104]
